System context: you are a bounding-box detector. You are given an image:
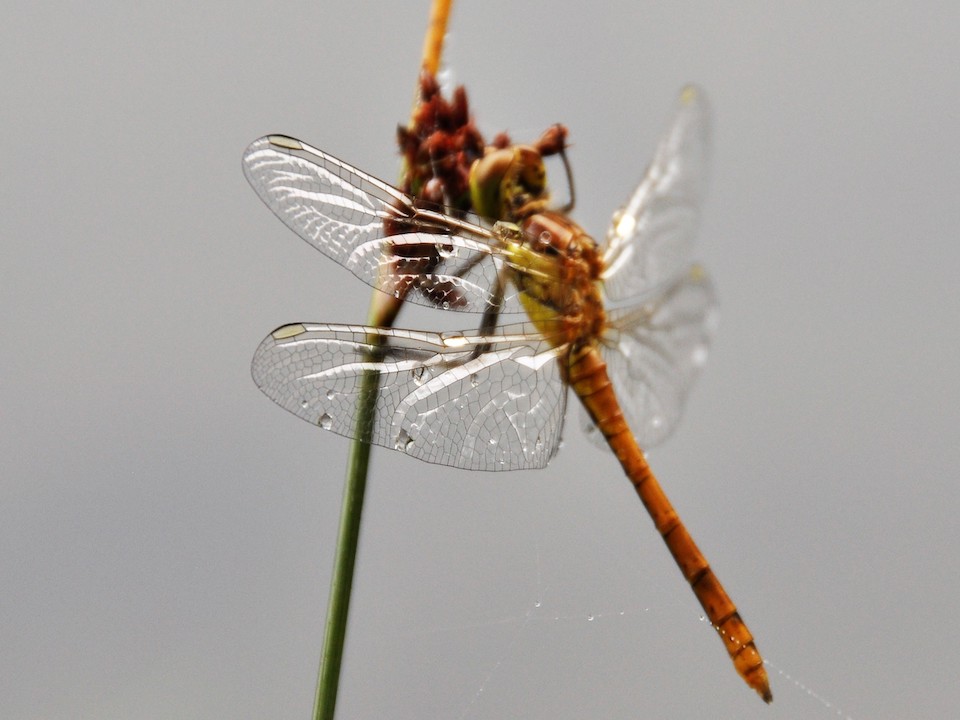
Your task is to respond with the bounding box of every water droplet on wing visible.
[395,429,415,452]
[411,367,429,386]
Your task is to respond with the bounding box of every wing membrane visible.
[601,85,710,304]
[252,321,568,471]
[242,135,522,313]
[582,265,718,448]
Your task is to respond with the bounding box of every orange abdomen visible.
[565,344,772,702]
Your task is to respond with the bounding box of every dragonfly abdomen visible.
[565,345,772,703]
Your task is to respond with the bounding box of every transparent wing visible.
[581,265,718,449]
[252,321,568,471]
[601,85,710,305]
[242,135,523,313]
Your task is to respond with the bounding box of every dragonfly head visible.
[469,145,549,222]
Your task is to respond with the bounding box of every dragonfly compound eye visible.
[469,148,514,219]
[469,145,548,221]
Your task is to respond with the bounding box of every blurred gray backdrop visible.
[3,2,958,718]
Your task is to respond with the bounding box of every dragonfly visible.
[243,85,771,702]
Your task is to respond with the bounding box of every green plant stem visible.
[311,3,453,717]
[311,367,376,720]
[311,294,401,720]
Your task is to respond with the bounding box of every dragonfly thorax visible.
[510,210,606,349]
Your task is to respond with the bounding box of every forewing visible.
[601,86,710,305]
[252,322,568,471]
[581,266,718,449]
[243,135,521,313]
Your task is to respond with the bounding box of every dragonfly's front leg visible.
[553,144,576,214]
[533,124,575,214]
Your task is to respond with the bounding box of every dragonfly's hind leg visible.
[469,262,510,360]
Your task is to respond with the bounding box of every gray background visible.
[3,2,958,718]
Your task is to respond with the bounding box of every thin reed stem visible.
[310,3,454,719]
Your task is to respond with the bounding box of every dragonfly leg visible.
[469,263,509,360]
[554,144,576,214]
